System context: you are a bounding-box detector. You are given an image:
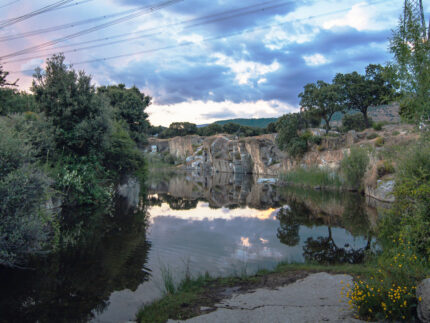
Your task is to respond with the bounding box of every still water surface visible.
[0,172,378,322]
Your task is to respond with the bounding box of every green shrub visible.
[392,131,400,136]
[345,236,426,321]
[377,160,395,178]
[342,113,370,132]
[366,133,378,140]
[341,147,369,190]
[372,122,383,131]
[280,167,342,188]
[0,166,54,267]
[309,135,322,145]
[287,137,308,157]
[375,137,385,147]
[105,121,143,173]
[0,120,30,177]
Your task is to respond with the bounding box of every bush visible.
[374,137,385,147]
[288,137,308,157]
[0,120,30,177]
[377,160,395,178]
[372,122,384,131]
[280,167,342,188]
[342,113,370,132]
[344,236,426,321]
[0,166,54,267]
[341,147,369,190]
[366,133,378,140]
[392,131,400,136]
[309,135,322,145]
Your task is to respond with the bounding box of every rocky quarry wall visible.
[146,128,418,203]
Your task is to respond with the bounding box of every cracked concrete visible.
[168,272,365,323]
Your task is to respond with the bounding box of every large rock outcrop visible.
[148,134,347,176]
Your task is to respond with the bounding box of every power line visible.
[0,2,146,42]
[2,0,295,63]
[0,0,20,10]
[0,1,75,29]
[0,0,183,60]
[6,0,393,74]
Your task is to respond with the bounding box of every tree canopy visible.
[299,80,344,133]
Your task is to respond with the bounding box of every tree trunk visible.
[324,117,330,134]
[362,109,370,128]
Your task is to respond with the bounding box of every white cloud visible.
[147,99,298,126]
[211,53,280,85]
[302,53,330,66]
[323,2,376,31]
[264,23,320,50]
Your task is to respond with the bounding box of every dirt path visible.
[168,272,365,323]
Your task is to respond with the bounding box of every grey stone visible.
[168,273,365,323]
[417,278,430,323]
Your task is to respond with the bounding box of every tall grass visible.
[280,167,343,189]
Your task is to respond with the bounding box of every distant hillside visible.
[214,117,278,128]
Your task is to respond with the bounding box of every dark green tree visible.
[299,80,344,133]
[389,1,430,121]
[334,64,396,127]
[275,113,308,157]
[31,54,112,156]
[98,84,151,146]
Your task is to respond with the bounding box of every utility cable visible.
[0,0,183,60]
[2,0,295,63]
[6,0,393,74]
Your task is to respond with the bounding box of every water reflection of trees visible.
[0,199,151,323]
[276,193,373,265]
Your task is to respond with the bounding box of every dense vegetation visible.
[214,117,277,128]
[0,54,149,267]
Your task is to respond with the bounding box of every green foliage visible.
[0,166,54,267]
[377,160,395,178]
[372,122,383,131]
[280,167,342,188]
[309,135,322,145]
[334,64,396,127]
[341,147,369,190]
[299,80,344,133]
[196,123,223,136]
[159,122,197,138]
[266,121,277,133]
[345,236,427,321]
[374,137,385,147]
[379,136,430,257]
[366,133,378,140]
[390,1,430,122]
[56,157,114,206]
[276,113,308,157]
[98,84,151,146]
[104,121,144,173]
[0,88,37,115]
[341,113,368,132]
[31,54,113,157]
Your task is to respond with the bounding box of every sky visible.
[1,0,429,126]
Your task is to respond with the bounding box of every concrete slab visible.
[168,272,365,323]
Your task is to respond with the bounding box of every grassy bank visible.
[279,167,343,189]
[136,262,375,323]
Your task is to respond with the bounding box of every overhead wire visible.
[0,0,20,10]
[0,2,148,42]
[2,0,296,63]
[0,0,183,60]
[0,0,75,29]
[5,0,393,74]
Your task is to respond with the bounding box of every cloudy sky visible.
[1,0,429,126]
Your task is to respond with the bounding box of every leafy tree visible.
[389,1,430,121]
[197,123,223,136]
[31,54,112,157]
[334,64,396,127]
[266,122,277,133]
[299,80,344,133]
[341,113,369,132]
[222,122,241,134]
[168,122,198,136]
[0,64,18,87]
[98,84,151,146]
[276,113,308,157]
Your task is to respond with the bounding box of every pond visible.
[0,172,379,323]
